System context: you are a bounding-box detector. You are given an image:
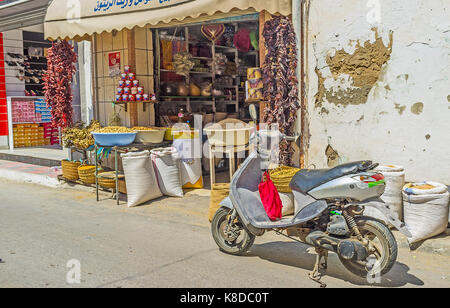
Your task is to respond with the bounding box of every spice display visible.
[262,16,300,165]
[62,120,101,149]
[43,40,78,129]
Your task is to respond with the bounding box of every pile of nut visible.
[93,126,135,133]
[131,127,165,131]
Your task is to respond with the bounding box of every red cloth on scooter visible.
[258,171,283,221]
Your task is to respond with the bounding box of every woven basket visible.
[208,183,230,222]
[270,166,301,193]
[78,165,96,184]
[98,171,124,189]
[61,160,82,181]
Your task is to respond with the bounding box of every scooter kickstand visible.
[308,248,328,288]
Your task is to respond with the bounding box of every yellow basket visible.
[97,171,124,189]
[269,166,301,193]
[61,160,82,181]
[77,165,97,185]
[208,183,230,222]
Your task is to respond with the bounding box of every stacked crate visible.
[13,123,41,148]
[42,123,59,145]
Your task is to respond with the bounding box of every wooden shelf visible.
[112,100,157,112]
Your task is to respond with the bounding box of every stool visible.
[209,144,250,188]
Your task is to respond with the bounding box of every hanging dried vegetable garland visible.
[262,16,299,165]
[43,40,77,129]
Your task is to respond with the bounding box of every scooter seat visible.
[289,161,372,193]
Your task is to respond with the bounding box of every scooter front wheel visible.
[211,207,255,255]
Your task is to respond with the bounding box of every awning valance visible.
[44,0,291,41]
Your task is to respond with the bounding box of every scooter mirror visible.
[249,104,257,122]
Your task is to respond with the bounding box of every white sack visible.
[151,147,183,198]
[402,181,449,244]
[172,137,202,187]
[365,165,405,224]
[121,151,162,207]
[279,192,294,216]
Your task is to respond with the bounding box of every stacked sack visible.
[121,148,184,207]
[150,147,184,198]
[121,151,162,207]
[402,181,449,244]
[365,165,405,224]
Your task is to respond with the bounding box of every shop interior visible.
[154,18,261,126]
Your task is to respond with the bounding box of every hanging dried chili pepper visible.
[262,16,300,165]
[43,41,77,129]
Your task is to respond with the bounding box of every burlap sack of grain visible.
[151,147,184,198]
[402,181,449,244]
[279,192,295,216]
[208,183,230,222]
[121,151,162,207]
[365,164,405,224]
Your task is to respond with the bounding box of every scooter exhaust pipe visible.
[305,231,368,261]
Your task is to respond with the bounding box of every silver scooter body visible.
[221,131,411,237]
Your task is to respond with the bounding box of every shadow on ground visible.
[247,241,424,287]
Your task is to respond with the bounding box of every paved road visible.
[0,179,448,288]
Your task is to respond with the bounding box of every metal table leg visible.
[95,144,99,202]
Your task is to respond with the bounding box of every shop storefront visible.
[0,0,87,153]
[43,0,297,207]
[44,0,292,128]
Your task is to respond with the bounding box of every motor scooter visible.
[211,105,411,287]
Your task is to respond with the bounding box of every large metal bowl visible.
[91,132,137,147]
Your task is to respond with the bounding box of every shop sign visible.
[108,52,121,77]
[93,0,193,15]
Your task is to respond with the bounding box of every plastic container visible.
[91,132,137,147]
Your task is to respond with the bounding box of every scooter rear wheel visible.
[211,207,255,255]
[339,218,397,279]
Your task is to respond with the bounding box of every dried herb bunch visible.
[43,40,78,129]
[262,16,299,165]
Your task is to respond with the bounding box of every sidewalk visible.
[0,158,449,256]
[0,159,61,188]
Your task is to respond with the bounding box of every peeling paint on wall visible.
[394,103,406,115]
[411,102,424,115]
[315,28,393,108]
[325,144,340,167]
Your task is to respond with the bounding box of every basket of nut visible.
[91,126,137,147]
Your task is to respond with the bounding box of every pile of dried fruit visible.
[94,126,135,133]
[262,16,299,165]
[43,41,78,129]
[62,120,101,149]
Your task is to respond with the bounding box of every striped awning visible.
[44,0,291,41]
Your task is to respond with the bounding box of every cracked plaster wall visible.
[306,0,450,183]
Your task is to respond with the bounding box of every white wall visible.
[305,0,450,184]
